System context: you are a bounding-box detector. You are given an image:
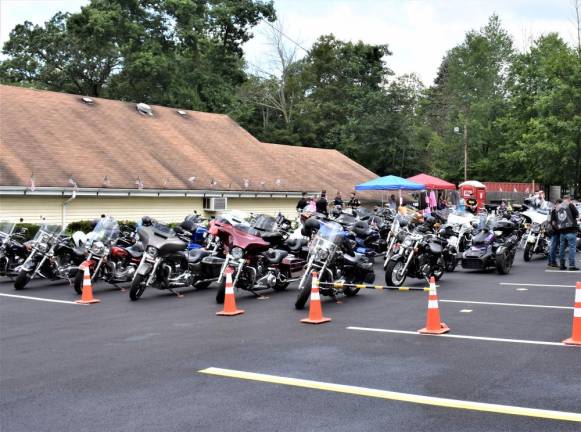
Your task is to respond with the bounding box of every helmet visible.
[301,218,320,237]
[141,216,153,227]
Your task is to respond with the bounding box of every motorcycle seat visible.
[264,249,288,264]
[182,249,211,263]
[260,231,283,242]
[428,242,442,254]
[352,221,372,238]
[284,238,306,252]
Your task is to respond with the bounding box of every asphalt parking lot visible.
[1,254,580,432]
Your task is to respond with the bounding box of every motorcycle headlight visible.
[231,247,244,260]
[494,230,503,237]
[146,246,158,257]
[315,248,329,262]
[403,238,414,247]
[91,241,105,255]
[37,243,48,253]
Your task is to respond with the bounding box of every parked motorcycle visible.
[72,217,143,294]
[384,229,446,287]
[14,224,83,289]
[461,216,518,274]
[523,222,549,261]
[295,219,375,310]
[129,222,221,300]
[0,222,28,278]
[212,216,304,303]
[437,222,474,272]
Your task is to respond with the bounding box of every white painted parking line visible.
[199,367,581,422]
[545,270,581,273]
[440,299,572,310]
[346,326,574,347]
[459,309,473,313]
[500,283,575,288]
[0,293,81,305]
[516,288,528,291]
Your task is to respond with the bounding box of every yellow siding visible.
[224,198,297,219]
[0,195,299,226]
[0,196,63,224]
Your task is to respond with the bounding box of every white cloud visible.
[244,0,575,84]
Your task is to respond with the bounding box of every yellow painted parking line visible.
[198,367,581,422]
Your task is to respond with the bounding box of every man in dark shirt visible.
[333,191,343,207]
[548,199,562,268]
[347,192,361,209]
[316,191,328,216]
[558,195,579,270]
[296,192,308,213]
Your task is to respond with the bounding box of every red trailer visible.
[459,180,486,209]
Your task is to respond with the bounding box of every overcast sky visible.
[1,0,577,84]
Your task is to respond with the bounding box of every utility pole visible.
[463,123,468,181]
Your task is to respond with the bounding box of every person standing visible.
[316,190,328,216]
[333,191,343,208]
[547,199,562,268]
[557,195,579,271]
[347,192,361,209]
[388,194,397,210]
[296,192,308,213]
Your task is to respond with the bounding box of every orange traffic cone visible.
[563,281,581,346]
[216,267,244,316]
[418,276,449,334]
[301,272,331,324]
[75,262,100,305]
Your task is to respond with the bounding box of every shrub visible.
[15,223,40,241]
[66,220,95,234]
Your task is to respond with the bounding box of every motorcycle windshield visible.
[252,214,277,232]
[316,221,345,246]
[335,213,357,226]
[0,222,15,239]
[89,217,120,244]
[33,224,63,244]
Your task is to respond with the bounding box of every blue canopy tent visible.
[355,175,424,191]
[355,175,425,207]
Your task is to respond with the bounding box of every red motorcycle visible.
[210,217,304,303]
[73,218,143,294]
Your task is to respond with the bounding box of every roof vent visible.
[136,103,153,116]
[81,96,94,105]
[177,110,187,117]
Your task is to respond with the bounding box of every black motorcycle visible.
[461,216,518,274]
[384,230,445,287]
[0,222,29,278]
[14,224,83,289]
[295,219,375,310]
[129,222,221,300]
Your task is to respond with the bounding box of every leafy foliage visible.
[2,6,580,191]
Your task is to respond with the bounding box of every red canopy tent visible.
[407,173,456,190]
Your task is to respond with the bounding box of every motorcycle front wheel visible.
[215,279,225,304]
[496,252,512,275]
[385,259,407,287]
[73,270,83,295]
[129,274,147,301]
[14,269,31,290]
[295,273,315,310]
[523,244,533,262]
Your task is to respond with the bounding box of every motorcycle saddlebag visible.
[281,255,305,278]
[201,256,225,278]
